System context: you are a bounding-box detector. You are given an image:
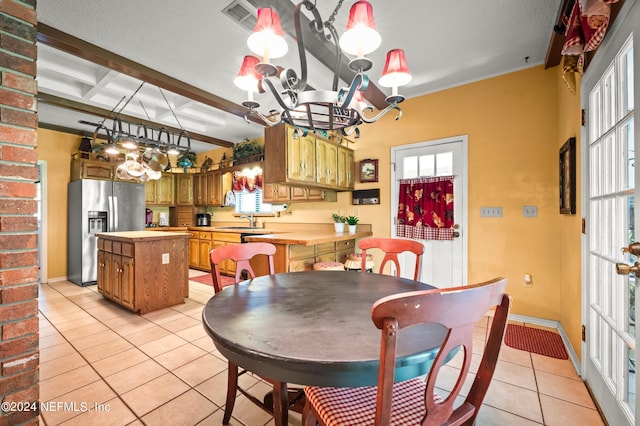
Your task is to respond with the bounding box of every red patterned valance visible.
[396,176,454,240]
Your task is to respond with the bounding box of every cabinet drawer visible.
[190,231,200,239]
[336,239,355,251]
[212,232,242,243]
[315,253,335,263]
[336,249,355,264]
[121,243,134,257]
[289,244,315,260]
[199,231,213,241]
[289,258,315,272]
[315,242,335,256]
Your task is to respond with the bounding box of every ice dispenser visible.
[88,211,107,235]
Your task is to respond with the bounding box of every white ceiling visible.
[36,0,561,153]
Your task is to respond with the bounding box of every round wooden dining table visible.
[202,270,449,425]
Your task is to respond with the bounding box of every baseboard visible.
[508,313,582,377]
[45,276,69,283]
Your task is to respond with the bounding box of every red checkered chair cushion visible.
[304,378,444,426]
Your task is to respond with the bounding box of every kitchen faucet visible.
[240,213,255,228]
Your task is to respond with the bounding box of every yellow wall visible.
[36,128,81,280]
[37,64,583,355]
[556,67,583,356]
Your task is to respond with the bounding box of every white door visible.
[391,136,468,287]
[582,3,638,424]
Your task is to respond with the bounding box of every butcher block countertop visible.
[244,229,372,245]
[96,231,190,242]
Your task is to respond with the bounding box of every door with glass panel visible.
[584,29,637,426]
[391,136,468,287]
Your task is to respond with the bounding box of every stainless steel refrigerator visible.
[68,179,145,286]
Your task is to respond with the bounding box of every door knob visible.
[453,231,460,238]
[616,262,640,276]
[621,242,640,255]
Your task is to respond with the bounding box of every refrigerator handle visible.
[108,195,115,231]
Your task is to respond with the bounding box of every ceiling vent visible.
[222,0,258,32]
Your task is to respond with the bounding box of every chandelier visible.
[233,0,411,138]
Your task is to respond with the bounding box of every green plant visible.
[232,138,263,160]
[346,215,359,225]
[331,212,346,223]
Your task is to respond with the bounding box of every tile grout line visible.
[38,281,225,424]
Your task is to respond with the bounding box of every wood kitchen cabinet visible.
[287,239,355,272]
[262,184,290,203]
[264,123,354,191]
[145,173,175,205]
[175,174,193,205]
[193,173,207,206]
[97,231,189,314]
[289,187,336,202]
[188,230,242,273]
[206,170,222,206]
[71,157,114,181]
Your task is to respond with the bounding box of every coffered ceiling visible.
[36,0,561,153]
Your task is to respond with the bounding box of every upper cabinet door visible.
[286,126,316,183]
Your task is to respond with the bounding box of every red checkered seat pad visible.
[304,378,444,426]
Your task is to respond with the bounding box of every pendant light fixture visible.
[233,0,411,138]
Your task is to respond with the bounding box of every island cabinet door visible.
[119,256,135,310]
[97,250,110,295]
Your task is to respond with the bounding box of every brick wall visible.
[0,0,40,425]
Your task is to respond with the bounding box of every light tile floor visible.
[36,270,605,425]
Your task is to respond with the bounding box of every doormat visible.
[504,324,569,360]
[189,273,235,288]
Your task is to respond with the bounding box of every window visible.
[235,189,272,214]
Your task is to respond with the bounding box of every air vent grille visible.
[222,0,257,32]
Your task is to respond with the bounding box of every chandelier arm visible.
[360,104,403,124]
[293,1,313,91]
[262,77,297,112]
[337,73,369,108]
[245,108,282,127]
[324,21,342,92]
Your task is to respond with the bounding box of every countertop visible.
[244,230,372,245]
[97,231,191,242]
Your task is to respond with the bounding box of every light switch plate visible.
[162,253,170,264]
[523,206,538,217]
[480,207,502,217]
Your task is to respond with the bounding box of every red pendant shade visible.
[234,55,261,92]
[247,8,288,60]
[339,0,381,57]
[378,48,412,88]
[253,8,285,36]
[345,1,377,31]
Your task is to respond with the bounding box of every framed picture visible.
[559,137,576,215]
[359,159,378,183]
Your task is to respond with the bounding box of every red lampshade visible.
[378,49,412,88]
[234,55,261,92]
[247,8,288,61]
[339,1,381,57]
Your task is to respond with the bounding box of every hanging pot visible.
[141,125,169,172]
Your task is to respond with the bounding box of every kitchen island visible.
[96,231,190,314]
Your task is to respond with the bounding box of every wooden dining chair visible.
[209,242,280,424]
[303,277,510,426]
[358,237,425,281]
[209,241,276,294]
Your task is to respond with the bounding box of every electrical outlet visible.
[162,253,170,264]
[480,207,502,217]
[524,273,533,287]
[523,206,538,217]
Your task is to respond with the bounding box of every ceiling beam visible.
[36,23,263,127]
[261,0,389,110]
[38,92,234,148]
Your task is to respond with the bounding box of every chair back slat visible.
[358,237,424,280]
[209,242,276,293]
[371,277,510,426]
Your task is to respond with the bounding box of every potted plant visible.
[346,215,359,234]
[232,138,264,165]
[331,212,346,233]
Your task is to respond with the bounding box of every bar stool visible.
[313,261,345,271]
[344,253,375,272]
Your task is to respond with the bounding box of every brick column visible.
[0,1,40,425]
